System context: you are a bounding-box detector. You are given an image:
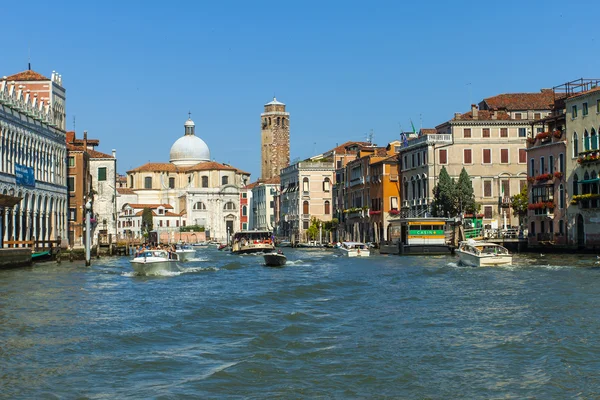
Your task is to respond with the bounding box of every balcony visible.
[526,130,565,148]
[402,133,452,150]
[577,150,600,165]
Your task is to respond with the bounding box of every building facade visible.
[0,70,68,248]
[261,98,289,180]
[250,176,280,231]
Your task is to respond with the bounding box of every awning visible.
[579,178,600,184]
[0,194,22,208]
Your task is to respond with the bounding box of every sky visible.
[1,0,598,179]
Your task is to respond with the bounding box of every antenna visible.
[368,129,374,144]
[28,44,31,70]
[420,114,422,130]
[73,116,76,131]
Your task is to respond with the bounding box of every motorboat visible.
[277,240,293,248]
[455,239,512,267]
[231,230,275,254]
[218,243,230,251]
[335,242,370,257]
[130,249,179,275]
[192,242,208,247]
[175,244,196,261]
[263,251,287,267]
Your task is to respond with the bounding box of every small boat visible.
[263,251,287,267]
[231,230,275,254]
[455,239,512,267]
[218,243,230,251]
[130,249,179,275]
[175,244,195,261]
[277,240,293,248]
[335,242,370,257]
[32,250,52,261]
[192,242,208,247]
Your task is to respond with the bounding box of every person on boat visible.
[277,249,284,255]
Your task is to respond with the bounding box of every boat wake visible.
[122,265,218,277]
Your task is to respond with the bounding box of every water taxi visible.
[455,239,512,267]
[130,249,179,275]
[231,230,275,254]
[335,242,370,257]
[175,244,196,261]
[263,250,287,267]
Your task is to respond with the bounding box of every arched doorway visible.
[577,214,585,248]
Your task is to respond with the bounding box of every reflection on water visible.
[1,248,600,398]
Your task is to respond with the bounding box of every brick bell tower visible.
[261,97,290,180]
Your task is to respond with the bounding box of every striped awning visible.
[579,178,600,184]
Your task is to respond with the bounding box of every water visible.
[1,248,600,398]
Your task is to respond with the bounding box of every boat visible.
[218,243,230,251]
[32,250,52,261]
[230,230,275,254]
[335,242,370,257]
[192,242,208,247]
[455,239,513,267]
[130,249,179,275]
[175,244,195,261]
[263,251,287,267]
[277,240,293,248]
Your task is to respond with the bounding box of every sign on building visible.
[15,164,35,187]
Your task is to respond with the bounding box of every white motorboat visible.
[130,249,179,275]
[231,230,275,254]
[335,242,370,257]
[455,239,513,267]
[175,244,196,262]
[263,251,287,267]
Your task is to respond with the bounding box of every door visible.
[577,214,585,248]
[226,220,234,240]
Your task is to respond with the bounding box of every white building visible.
[89,149,117,245]
[249,176,280,231]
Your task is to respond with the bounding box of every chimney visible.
[471,104,478,119]
[112,149,116,159]
[454,112,461,119]
[83,130,88,150]
[492,110,497,120]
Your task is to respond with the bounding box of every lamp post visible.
[85,200,91,266]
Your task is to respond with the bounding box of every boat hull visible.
[336,248,370,257]
[456,250,512,267]
[231,243,274,254]
[130,260,179,275]
[263,253,287,267]
[175,249,195,262]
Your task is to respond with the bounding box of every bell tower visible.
[261,97,290,180]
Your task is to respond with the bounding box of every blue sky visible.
[1,0,597,178]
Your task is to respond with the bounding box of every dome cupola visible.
[170,116,211,166]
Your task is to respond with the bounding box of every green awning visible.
[579,178,600,184]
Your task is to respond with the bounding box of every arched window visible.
[530,158,535,176]
[303,177,309,192]
[404,182,409,200]
[193,202,206,210]
[277,117,280,126]
[224,202,236,210]
[584,130,590,151]
[530,221,536,236]
[417,180,422,198]
[323,177,331,192]
[540,156,545,174]
[592,128,598,150]
[242,205,247,216]
[573,174,579,196]
[549,155,554,174]
[130,175,133,187]
[324,200,330,214]
[144,176,152,189]
[559,153,564,173]
[303,201,309,214]
[202,176,208,187]
[573,132,579,157]
[559,184,565,209]
[222,176,229,185]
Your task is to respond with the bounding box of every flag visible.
[401,132,408,148]
[410,119,417,135]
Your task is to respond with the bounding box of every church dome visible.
[170,118,211,166]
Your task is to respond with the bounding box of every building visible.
[0,70,68,248]
[66,131,93,246]
[261,98,289,180]
[239,186,250,231]
[250,176,280,231]
[122,117,250,242]
[435,90,553,229]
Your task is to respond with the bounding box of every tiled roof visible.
[420,128,437,134]
[245,181,260,189]
[325,141,373,155]
[566,86,600,101]
[263,176,281,184]
[186,161,237,172]
[127,203,173,210]
[482,89,555,111]
[117,188,135,195]
[453,110,512,121]
[88,149,114,159]
[128,163,179,173]
[127,161,250,175]
[4,70,50,81]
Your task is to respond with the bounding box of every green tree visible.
[141,208,153,236]
[455,167,477,214]
[510,184,529,226]
[431,166,456,217]
[306,217,322,241]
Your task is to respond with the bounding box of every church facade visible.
[120,117,250,242]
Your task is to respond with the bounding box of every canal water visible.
[1,247,600,398]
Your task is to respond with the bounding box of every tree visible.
[306,217,321,241]
[431,166,456,217]
[141,208,153,236]
[510,184,529,227]
[455,167,477,215]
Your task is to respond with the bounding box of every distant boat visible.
[277,240,293,248]
[263,251,287,267]
[175,244,195,261]
[130,249,179,275]
[455,240,512,267]
[335,242,370,257]
[192,242,208,247]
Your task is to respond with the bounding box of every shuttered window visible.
[464,128,471,138]
[439,149,447,164]
[500,128,508,137]
[464,149,472,164]
[483,149,491,164]
[519,149,527,163]
[483,128,490,138]
[483,180,492,197]
[501,149,509,164]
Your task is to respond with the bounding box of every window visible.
[169,177,175,189]
[222,176,228,185]
[98,167,107,181]
[519,149,527,164]
[483,180,492,197]
[224,202,236,210]
[67,176,75,192]
[500,128,508,137]
[417,152,421,166]
[501,180,510,197]
[166,220,170,227]
[159,220,163,227]
[500,149,509,164]
[573,174,579,196]
[325,200,330,214]
[194,201,206,210]
[303,201,309,214]
[323,178,331,192]
[158,208,164,215]
[391,197,398,210]
[559,220,564,235]
[439,149,447,164]
[559,153,564,173]
[534,113,541,120]
[540,157,545,174]
[520,180,527,192]
[530,158,535,176]
[518,128,527,137]
[242,192,247,198]
[483,149,491,164]
[583,102,588,116]
[463,128,471,138]
[242,223,247,230]
[68,157,75,167]
[573,132,579,156]
[592,129,598,150]
[530,221,536,236]
[176,220,179,227]
[549,155,554,174]
[242,205,247,216]
[484,206,492,219]
[130,175,133,187]
[584,130,590,151]
[411,154,415,168]
[572,105,578,118]
[270,201,274,208]
[559,184,565,209]
[303,177,309,192]
[202,176,208,187]
[463,149,472,164]
[144,177,152,189]
[515,113,522,120]
[69,207,76,221]
[482,128,490,138]
[303,220,309,230]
